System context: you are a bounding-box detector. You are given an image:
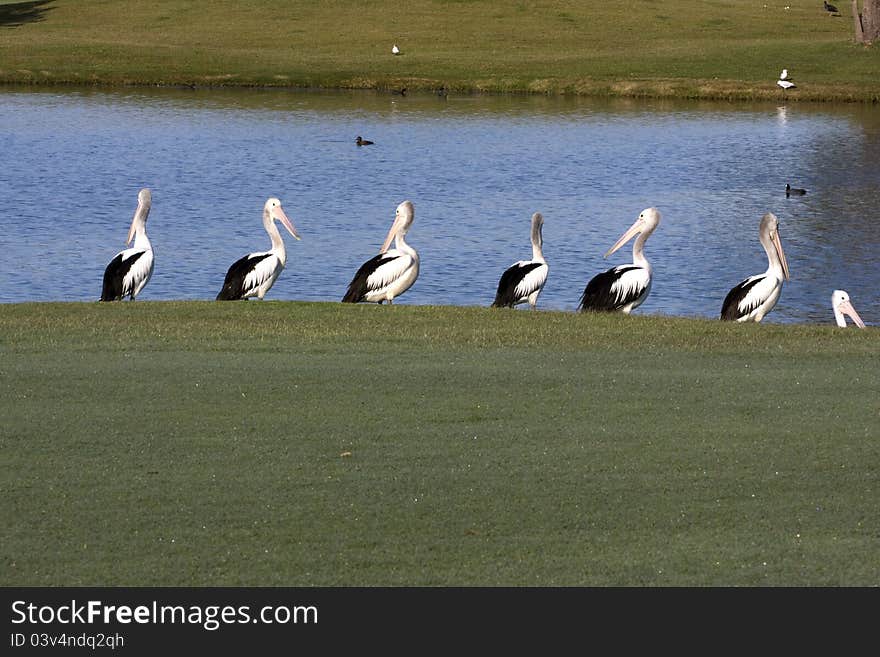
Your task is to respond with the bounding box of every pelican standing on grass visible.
[579,207,661,314]
[831,290,866,328]
[720,212,790,322]
[101,188,154,301]
[492,212,548,309]
[342,200,419,304]
[216,197,301,301]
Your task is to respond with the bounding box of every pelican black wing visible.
[720,276,763,320]
[216,253,273,300]
[492,262,544,308]
[341,253,401,303]
[578,265,640,312]
[100,250,147,301]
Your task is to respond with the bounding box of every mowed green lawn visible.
[0,0,878,100]
[1,301,877,585]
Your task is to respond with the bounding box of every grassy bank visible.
[1,301,878,585]
[0,0,878,101]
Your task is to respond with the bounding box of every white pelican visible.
[392,44,401,55]
[720,212,790,322]
[216,197,301,301]
[831,290,866,328]
[780,69,789,81]
[342,200,419,304]
[492,212,549,309]
[100,188,154,301]
[579,207,661,314]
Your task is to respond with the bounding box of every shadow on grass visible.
[0,0,53,28]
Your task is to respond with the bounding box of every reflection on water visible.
[1,85,878,325]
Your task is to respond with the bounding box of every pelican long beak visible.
[126,214,138,246]
[272,205,301,240]
[838,299,866,328]
[380,213,404,253]
[604,217,643,258]
[126,203,146,246]
[771,230,790,281]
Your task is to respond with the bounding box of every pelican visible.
[831,290,866,328]
[342,200,419,304]
[492,212,549,309]
[216,197,301,301]
[100,188,154,301]
[579,207,661,314]
[391,44,401,55]
[720,212,790,322]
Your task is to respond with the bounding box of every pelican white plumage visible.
[831,290,866,328]
[216,197,301,301]
[720,212,790,322]
[579,207,661,314]
[342,200,419,304]
[492,212,548,309]
[101,188,154,301]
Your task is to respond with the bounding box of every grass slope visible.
[1,301,878,585]
[0,0,878,100]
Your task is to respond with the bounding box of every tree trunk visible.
[865,0,880,42]
[852,1,864,42]
[853,0,880,43]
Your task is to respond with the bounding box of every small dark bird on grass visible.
[823,1,840,14]
[356,136,374,146]
[437,86,448,98]
[786,183,807,196]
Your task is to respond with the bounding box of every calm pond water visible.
[1,86,878,325]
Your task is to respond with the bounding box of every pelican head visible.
[759,212,790,281]
[831,290,865,328]
[264,197,301,240]
[126,188,152,245]
[531,211,544,246]
[604,207,661,258]
[381,200,415,253]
